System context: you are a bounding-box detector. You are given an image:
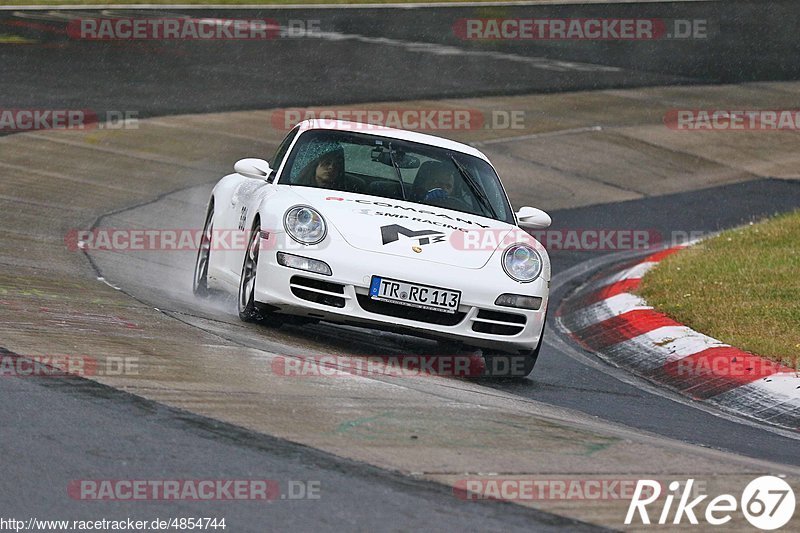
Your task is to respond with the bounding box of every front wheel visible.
[482,315,546,378]
[482,348,539,378]
[192,203,214,296]
[238,222,264,322]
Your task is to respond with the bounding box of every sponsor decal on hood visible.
[290,188,514,268]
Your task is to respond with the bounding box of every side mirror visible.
[516,206,551,229]
[234,158,272,181]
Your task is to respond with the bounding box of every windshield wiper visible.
[450,155,497,219]
[387,142,407,200]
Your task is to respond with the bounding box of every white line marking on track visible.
[9,7,626,74]
[22,132,225,172]
[0,161,138,192]
[145,119,267,143]
[306,30,620,73]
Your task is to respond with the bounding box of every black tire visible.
[482,314,547,378]
[238,221,263,322]
[192,202,214,297]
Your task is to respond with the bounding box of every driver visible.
[294,143,363,193]
[296,145,344,186]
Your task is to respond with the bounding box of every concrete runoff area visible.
[1,82,800,529]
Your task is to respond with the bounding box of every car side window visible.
[270,127,300,179]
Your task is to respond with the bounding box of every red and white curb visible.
[557,246,800,432]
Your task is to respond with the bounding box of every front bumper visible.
[255,233,548,352]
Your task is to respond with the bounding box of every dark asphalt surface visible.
[3,2,800,531]
[1,1,799,117]
[0,348,598,533]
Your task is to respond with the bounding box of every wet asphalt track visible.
[92,177,800,467]
[2,1,800,530]
[2,1,800,117]
[0,348,597,532]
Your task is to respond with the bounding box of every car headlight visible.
[284,205,327,245]
[502,244,542,283]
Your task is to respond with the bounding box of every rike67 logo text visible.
[626,476,795,530]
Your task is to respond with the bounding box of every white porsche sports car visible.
[193,120,552,377]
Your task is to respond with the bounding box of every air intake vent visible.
[471,309,526,336]
[290,276,346,308]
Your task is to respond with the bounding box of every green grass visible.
[0,34,37,43]
[637,210,800,368]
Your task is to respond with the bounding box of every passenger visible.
[413,162,456,202]
[423,166,455,201]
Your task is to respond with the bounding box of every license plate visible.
[369,276,461,314]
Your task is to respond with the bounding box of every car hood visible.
[289,187,517,269]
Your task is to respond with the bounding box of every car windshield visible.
[279,129,515,224]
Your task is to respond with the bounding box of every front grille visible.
[290,276,346,308]
[471,309,526,336]
[356,294,465,326]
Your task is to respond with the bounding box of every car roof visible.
[296,119,490,162]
